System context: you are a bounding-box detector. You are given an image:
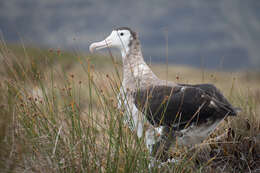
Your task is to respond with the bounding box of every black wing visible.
[179,84,231,106]
[133,84,237,130]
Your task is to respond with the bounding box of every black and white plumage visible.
[89,27,239,163]
[134,84,237,129]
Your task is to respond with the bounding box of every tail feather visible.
[225,106,241,116]
[213,100,240,117]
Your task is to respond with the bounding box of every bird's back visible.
[134,83,238,130]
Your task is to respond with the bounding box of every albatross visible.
[89,27,240,162]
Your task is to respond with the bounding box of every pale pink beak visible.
[89,38,112,53]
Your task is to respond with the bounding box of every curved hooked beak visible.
[89,36,113,53]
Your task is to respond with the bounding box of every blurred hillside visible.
[0,0,260,70]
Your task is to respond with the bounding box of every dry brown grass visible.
[0,43,259,172]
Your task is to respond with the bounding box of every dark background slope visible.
[0,0,259,70]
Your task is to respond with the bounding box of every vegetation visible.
[0,42,259,172]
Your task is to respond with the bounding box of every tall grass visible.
[0,42,259,172]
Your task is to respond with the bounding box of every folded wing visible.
[133,84,237,130]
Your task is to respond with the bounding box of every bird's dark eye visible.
[120,33,124,36]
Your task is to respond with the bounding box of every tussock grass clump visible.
[0,43,259,172]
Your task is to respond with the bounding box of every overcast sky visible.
[0,0,260,70]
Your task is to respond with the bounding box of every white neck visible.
[120,46,130,58]
[120,41,157,87]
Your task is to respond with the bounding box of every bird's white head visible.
[89,27,136,57]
